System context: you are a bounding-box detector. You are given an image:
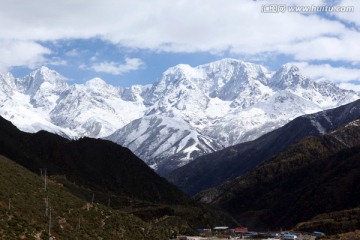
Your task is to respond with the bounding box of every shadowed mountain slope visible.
[0,115,188,205]
[168,99,360,195]
[195,119,360,231]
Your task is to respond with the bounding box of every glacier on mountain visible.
[0,59,359,174]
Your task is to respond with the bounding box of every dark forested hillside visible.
[0,116,238,237]
[294,207,360,235]
[0,116,188,204]
[196,119,360,232]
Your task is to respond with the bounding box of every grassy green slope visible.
[0,153,236,239]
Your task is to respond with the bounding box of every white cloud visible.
[332,0,360,27]
[279,31,360,62]
[46,57,67,66]
[338,82,360,92]
[65,49,79,57]
[89,57,144,75]
[79,63,87,70]
[0,0,359,69]
[0,40,50,72]
[290,62,360,82]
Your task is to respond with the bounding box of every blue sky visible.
[12,39,285,87]
[1,0,360,90]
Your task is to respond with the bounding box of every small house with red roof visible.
[234,227,248,234]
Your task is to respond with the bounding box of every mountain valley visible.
[1,59,360,238]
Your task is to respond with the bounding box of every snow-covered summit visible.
[270,64,309,90]
[84,77,108,88]
[15,66,67,95]
[0,67,147,138]
[0,60,359,174]
[108,59,359,173]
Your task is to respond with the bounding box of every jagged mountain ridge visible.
[0,67,148,138]
[0,59,358,173]
[167,99,360,195]
[108,59,359,173]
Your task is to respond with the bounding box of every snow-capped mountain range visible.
[0,67,148,138]
[0,59,359,174]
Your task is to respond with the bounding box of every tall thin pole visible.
[45,196,49,216]
[48,207,52,239]
[8,198,11,210]
[91,193,94,205]
[44,168,47,191]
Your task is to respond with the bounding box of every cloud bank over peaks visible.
[87,57,145,75]
[0,40,50,72]
[0,0,359,88]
